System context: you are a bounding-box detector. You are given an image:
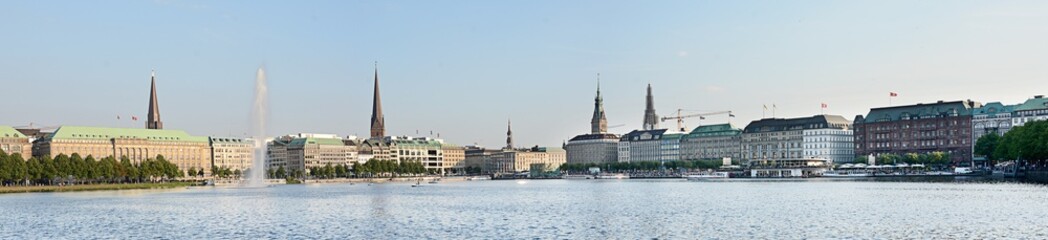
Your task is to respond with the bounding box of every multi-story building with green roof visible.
[972,102,1017,141]
[34,126,212,175]
[681,124,742,161]
[269,133,358,174]
[1012,95,1048,127]
[486,146,566,174]
[743,115,852,162]
[854,100,981,164]
[210,137,255,172]
[0,125,33,158]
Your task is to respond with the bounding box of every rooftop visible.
[684,123,742,138]
[49,126,208,143]
[1014,95,1048,112]
[743,115,851,133]
[860,100,981,123]
[289,137,347,147]
[0,126,27,138]
[568,133,620,142]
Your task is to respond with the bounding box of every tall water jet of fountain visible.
[247,66,268,187]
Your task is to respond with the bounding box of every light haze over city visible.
[3,1,1047,147]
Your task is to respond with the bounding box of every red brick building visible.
[854,100,981,164]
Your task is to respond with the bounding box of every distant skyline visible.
[3,1,1048,148]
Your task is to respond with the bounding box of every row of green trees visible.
[261,160,432,180]
[559,160,724,173]
[351,159,429,177]
[866,152,952,165]
[0,151,182,186]
[975,120,1048,163]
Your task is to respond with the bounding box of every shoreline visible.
[0,182,195,195]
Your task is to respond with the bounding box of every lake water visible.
[1,178,1046,239]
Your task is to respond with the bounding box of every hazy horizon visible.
[3,1,1047,148]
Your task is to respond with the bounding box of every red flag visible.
[821,103,828,109]
[890,92,898,97]
[132,116,138,121]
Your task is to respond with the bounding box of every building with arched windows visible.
[33,126,211,176]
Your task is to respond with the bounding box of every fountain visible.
[246,66,268,187]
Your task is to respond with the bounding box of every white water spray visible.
[247,66,268,187]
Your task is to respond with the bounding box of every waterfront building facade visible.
[741,115,852,162]
[853,100,980,164]
[1012,95,1048,127]
[566,134,620,165]
[287,134,357,173]
[566,80,620,165]
[660,133,684,162]
[442,144,465,174]
[802,128,854,164]
[464,146,499,171]
[680,124,742,161]
[266,136,291,171]
[209,137,254,172]
[618,129,670,163]
[0,126,33,158]
[972,102,1016,141]
[486,147,566,173]
[386,136,444,172]
[34,126,211,175]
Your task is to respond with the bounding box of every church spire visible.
[642,83,659,130]
[370,62,386,138]
[505,119,513,150]
[591,73,608,134]
[146,70,163,129]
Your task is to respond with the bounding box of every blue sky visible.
[3,1,1047,148]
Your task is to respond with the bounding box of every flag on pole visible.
[890,92,898,97]
[117,115,121,120]
[763,105,768,110]
[821,103,828,109]
[132,116,138,121]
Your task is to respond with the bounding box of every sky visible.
[2,0,1048,148]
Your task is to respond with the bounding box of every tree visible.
[276,166,286,179]
[975,133,1001,162]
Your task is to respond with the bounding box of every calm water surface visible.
[1,178,1047,239]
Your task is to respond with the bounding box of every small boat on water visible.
[822,171,872,178]
[466,176,491,181]
[685,172,730,180]
[562,175,594,180]
[596,173,629,179]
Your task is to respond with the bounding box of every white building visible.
[742,115,853,162]
[801,128,854,164]
[1012,95,1048,127]
[618,129,676,163]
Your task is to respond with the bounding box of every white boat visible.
[562,175,593,180]
[822,171,872,178]
[466,176,491,181]
[685,172,730,180]
[596,173,629,179]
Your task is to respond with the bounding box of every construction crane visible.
[660,109,734,132]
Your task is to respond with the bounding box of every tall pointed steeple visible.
[505,119,513,150]
[591,73,608,134]
[370,62,386,138]
[642,83,659,130]
[146,70,163,129]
